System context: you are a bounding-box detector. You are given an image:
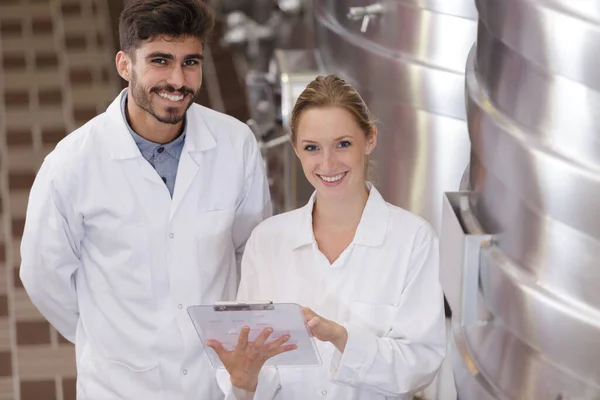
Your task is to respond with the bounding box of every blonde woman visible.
[208,75,446,399]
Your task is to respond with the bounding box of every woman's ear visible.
[290,136,300,158]
[366,126,378,155]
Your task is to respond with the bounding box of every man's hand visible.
[206,327,297,392]
[302,307,348,352]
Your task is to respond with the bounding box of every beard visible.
[130,70,197,125]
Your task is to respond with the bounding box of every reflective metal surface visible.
[212,0,274,24]
[314,0,477,233]
[270,49,324,211]
[443,0,600,398]
[442,191,600,400]
[214,0,316,213]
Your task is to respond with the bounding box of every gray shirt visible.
[120,91,185,197]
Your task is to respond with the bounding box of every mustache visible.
[151,85,195,96]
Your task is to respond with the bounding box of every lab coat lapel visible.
[104,90,176,219]
[123,158,172,221]
[169,106,216,221]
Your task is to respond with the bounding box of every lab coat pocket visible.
[80,357,161,399]
[348,302,396,337]
[196,208,236,269]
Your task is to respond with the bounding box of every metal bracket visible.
[347,3,385,33]
[213,301,275,312]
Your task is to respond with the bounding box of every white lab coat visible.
[19,89,272,400]
[217,184,446,399]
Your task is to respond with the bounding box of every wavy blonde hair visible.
[290,75,376,175]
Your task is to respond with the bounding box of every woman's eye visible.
[338,140,351,148]
[304,145,318,151]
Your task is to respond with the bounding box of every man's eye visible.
[184,60,199,66]
[152,59,167,65]
[304,145,318,151]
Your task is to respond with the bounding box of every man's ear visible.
[366,125,378,155]
[115,51,132,82]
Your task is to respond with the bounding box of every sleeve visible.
[232,130,273,277]
[216,368,280,400]
[328,235,447,397]
[216,233,282,400]
[19,160,84,343]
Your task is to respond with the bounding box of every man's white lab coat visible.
[20,90,271,400]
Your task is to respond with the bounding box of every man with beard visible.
[19,1,271,399]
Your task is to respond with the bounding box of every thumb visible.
[302,307,316,322]
[206,340,226,356]
[307,316,321,332]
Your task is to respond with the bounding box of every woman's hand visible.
[206,327,297,392]
[302,307,348,352]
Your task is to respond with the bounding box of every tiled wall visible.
[0,0,121,397]
[0,0,249,398]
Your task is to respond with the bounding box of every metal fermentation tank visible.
[300,0,478,234]
[441,0,600,398]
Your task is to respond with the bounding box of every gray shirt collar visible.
[120,90,186,160]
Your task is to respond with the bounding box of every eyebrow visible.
[146,52,204,61]
[301,136,352,143]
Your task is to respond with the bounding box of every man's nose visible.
[166,65,185,89]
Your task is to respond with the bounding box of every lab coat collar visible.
[291,182,389,250]
[105,89,216,160]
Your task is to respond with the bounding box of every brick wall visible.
[0,0,121,397]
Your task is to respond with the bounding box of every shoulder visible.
[192,104,255,143]
[248,207,305,244]
[189,105,261,165]
[42,116,105,178]
[385,202,437,249]
[35,111,116,199]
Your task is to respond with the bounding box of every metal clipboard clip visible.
[213,301,275,312]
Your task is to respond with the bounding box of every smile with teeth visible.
[158,92,185,102]
[318,172,347,183]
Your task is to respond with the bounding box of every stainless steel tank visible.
[441,0,600,398]
[312,0,478,233]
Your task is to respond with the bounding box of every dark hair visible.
[290,75,375,146]
[119,0,215,55]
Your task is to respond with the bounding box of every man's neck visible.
[126,95,184,144]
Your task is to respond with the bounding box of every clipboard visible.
[187,301,322,369]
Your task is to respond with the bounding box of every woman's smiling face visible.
[294,106,377,200]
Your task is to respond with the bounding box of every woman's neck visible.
[312,186,369,232]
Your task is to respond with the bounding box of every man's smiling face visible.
[127,35,203,125]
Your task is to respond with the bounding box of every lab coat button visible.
[321,390,327,396]
[182,369,187,375]
[178,304,183,309]
[169,233,174,238]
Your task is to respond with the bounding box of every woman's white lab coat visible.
[19,90,271,400]
[218,185,446,399]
